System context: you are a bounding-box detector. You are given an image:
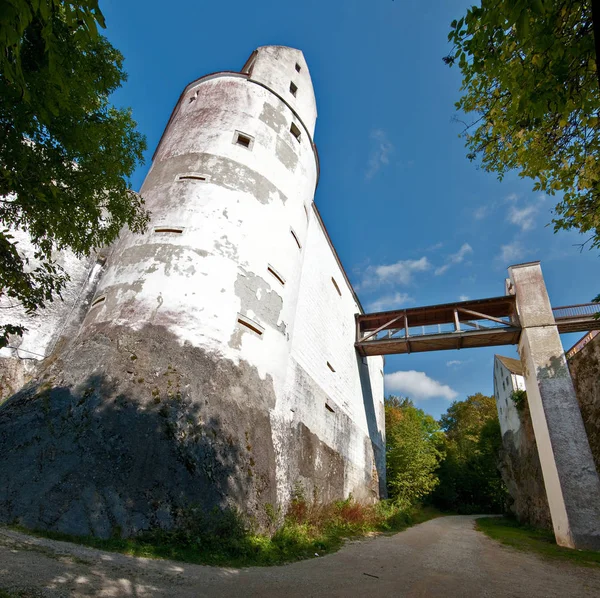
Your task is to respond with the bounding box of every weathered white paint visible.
[493,355,526,438]
[3,47,384,506]
[0,228,101,396]
[272,204,385,504]
[81,51,318,399]
[510,261,600,550]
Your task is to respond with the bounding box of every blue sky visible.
[101,0,599,419]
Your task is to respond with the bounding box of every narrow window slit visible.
[154,227,184,234]
[295,63,301,73]
[91,296,106,308]
[290,228,302,250]
[267,265,286,286]
[237,314,264,336]
[325,403,335,413]
[327,361,336,372]
[331,277,342,296]
[177,174,208,182]
[290,81,298,97]
[290,122,302,143]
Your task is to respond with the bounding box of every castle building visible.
[0,46,385,536]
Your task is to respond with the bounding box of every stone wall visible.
[0,229,104,402]
[568,332,600,474]
[497,401,552,529]
[495,332,600,530]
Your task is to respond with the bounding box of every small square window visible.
[290,122,301,143]
[289,81,298,97]
[295,63,301,73]
[233,131,254,150]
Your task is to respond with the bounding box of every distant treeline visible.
[385,393,506,514]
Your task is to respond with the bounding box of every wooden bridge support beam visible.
[510,262,600,550]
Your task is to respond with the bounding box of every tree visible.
[432,393,507,513]
[445,1,600,263]
[385,396,445,506]
[0,1,148,347]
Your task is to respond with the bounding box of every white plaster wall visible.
[273,204,385,501]
[493,357,524,437]
[80,69,317,396]
[0,228,100,363]
[19,46,385,509]
[248,46,317,137]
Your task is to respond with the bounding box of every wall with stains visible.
[0,228,104,400]
[0,47,385,536]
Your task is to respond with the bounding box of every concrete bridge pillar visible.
[509,262,600,550]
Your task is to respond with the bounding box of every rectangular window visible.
[295,63,301,73]
[290,122,301,143]
[289,81,298,97]
[154,227,184,234]
[233,131,254,149]
[290,228,302,250]
[331,277,342,296]
[327,361,336,372]
[237,313,264,336]
[267,265,286,286]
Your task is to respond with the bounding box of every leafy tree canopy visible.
[385,396,445,506]
[432,393,507,513]
[0,1,148,347]
[445,0,600,257]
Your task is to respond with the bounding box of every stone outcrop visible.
[498,401,552,529]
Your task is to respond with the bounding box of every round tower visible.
[83,45,318,396]
[0,47,322,537]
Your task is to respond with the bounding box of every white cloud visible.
[367,292,413,312]
[359,256,430,290]
[498,241,525,264]
[505,193,519,203]
[446,360,463,367]
[385,370,458,401]
[435,243,473,275]
[473,205,489,220]
[508,203,538,231]
[365,129,393,180]
[459,295,469,301]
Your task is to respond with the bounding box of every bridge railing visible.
[360,314,515,343]
[552,303,600,320]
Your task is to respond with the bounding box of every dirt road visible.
[1,515,599,597]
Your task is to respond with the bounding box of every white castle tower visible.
[0,47,385,537]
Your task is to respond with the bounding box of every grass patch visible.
[476,517,600,567]
[9,499,441,568]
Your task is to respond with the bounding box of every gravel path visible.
[2,515,600,597]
